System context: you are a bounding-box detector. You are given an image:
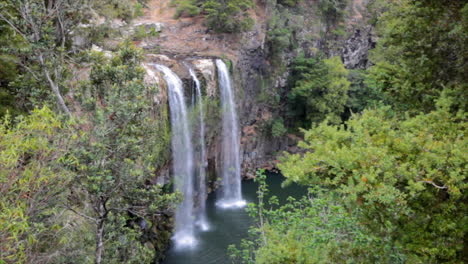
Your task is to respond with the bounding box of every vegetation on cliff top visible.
[172,0,254,32]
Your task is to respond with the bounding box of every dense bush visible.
[318,0,348,23]
[288,55,350,126]
[270,118,287,138]
[279,101,467,262]
[368,0,467,113]
[0,107,73,263]
[94,0,149,21]
[71,43,177,263]
[229,173,405,264]
[344,69,385,116]
[171,0,202,18]
[203,0,254,33]
[277,0,300,7]
[171,0,254,32]
[0,44,177,264]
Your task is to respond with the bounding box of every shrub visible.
[288,55,350,126]
[271,118,287,138]
[172,0,201,18]
[202,0,254,33]
[279,102,468,262]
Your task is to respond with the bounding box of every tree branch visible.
[420,180,448,190]
[65,205,98,223]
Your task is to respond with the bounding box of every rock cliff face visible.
[342,26,376,69]
[232,0,376,177]
[136,0,376,184]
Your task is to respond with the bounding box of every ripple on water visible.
[215,199,247,209]
[173,233,198,250]
[195,220,210,232]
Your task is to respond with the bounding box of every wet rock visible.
[192,59,217,98]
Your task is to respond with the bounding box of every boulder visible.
[133,22,164,32]
[192,59,217,98]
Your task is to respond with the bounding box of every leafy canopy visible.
[279,101,467,262]
[0,107,74,263]
[288,55,350,126]
[68,43,177,263]
[368,0,468,113]
[171,0,254,33]
[229,172,405,264]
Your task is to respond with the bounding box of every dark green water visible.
[163,172,304,264]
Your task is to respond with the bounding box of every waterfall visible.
[215,60,246,208]
[155,64,196,248]
[189,68,209,231]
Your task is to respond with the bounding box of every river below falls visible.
[163,172,305,264]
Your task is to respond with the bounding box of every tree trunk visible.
[95,218,105,264]
[38,54,71,116]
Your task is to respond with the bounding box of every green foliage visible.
[0,43,175,264]
[0,45,21,117]
[0,107,73,263]
[267,28,291,56]
[170,0,254,32]
[277,0,300,7]
[0,89,19,118]
[270,118,287,138]
[202,0,254,33]
[288,55,350,126]
[132,25,160,41]
[345,69,385,115]
[0,24,21,117]
[172,0,202,18]
[94,0,149,21]
[279,102,467,262]
[368,0,467,113]
[0,0,89,114]
[69,43,177,263]
[318,0,348,23]
[229,171,405,264]
[265,7,304,61]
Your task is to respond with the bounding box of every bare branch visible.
[0,13,28,40]
[420,180,448,190]
[65,205,98,223]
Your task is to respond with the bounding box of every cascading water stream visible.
[189,68,209,231]
[155,64,196,248]
[215,60,245,208]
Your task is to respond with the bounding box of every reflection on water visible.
[163,172,305,264]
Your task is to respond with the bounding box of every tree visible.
[170,0,254,32]
[368,0,467,113]
[279,100,467,262]
[343,69,385,119]
[288,55,350,126]
[202,0,254,33]
[319,0,347,23]
[0,0,94,115]
[68,43,177,264]
[0,107,74,263]
[229,171,404,264]
[0,18,21,117]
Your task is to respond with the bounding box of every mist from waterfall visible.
[155,64,196,248]
[189,68,209,231]
[215,60,245,209]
